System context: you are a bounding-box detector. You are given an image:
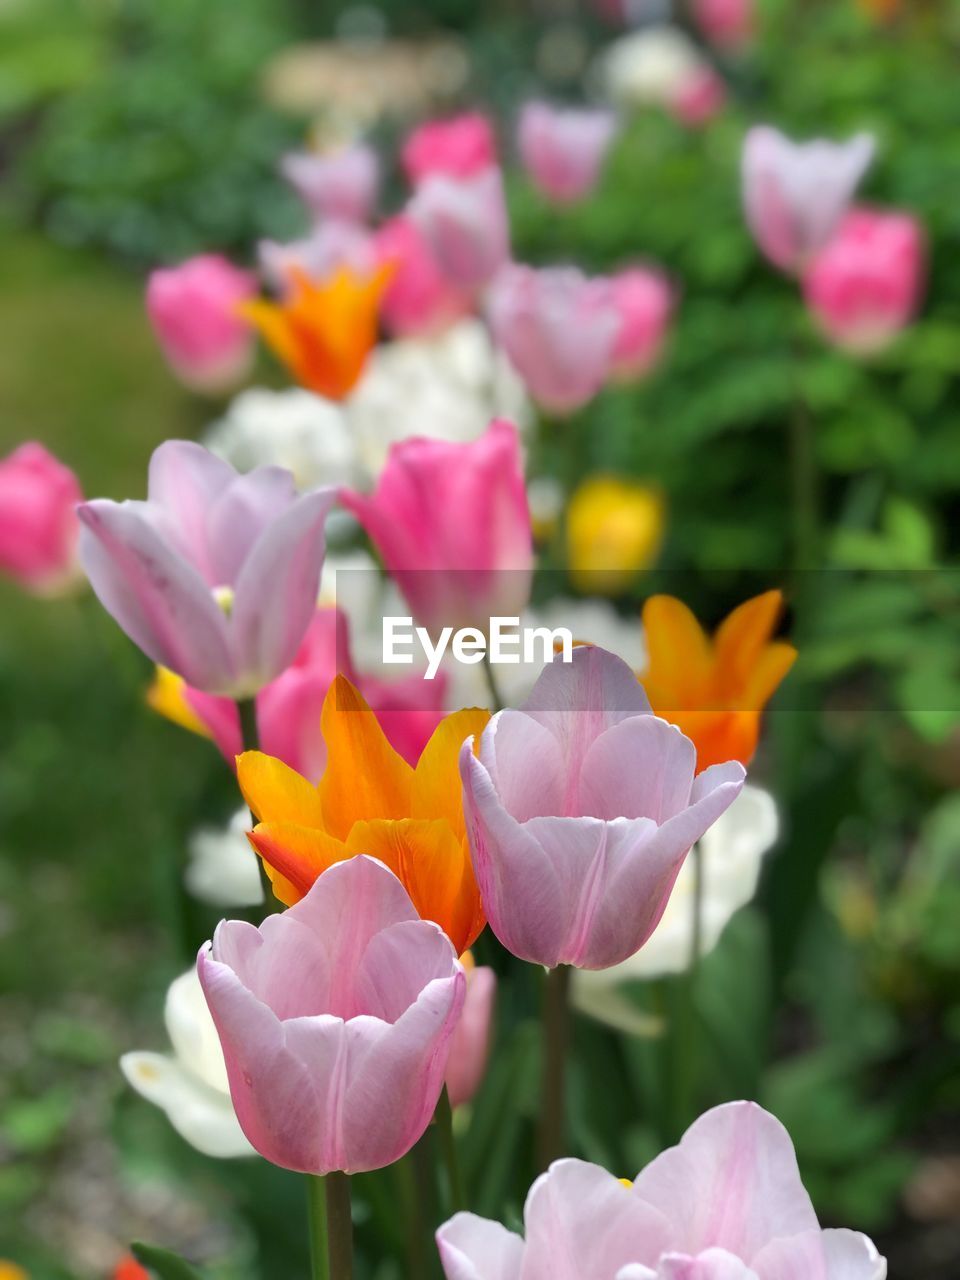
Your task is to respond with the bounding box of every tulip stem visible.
[306,1175,330,1280]
[481,649,505,712]
[435,1084,466,1211]
[538,963,571,1170]
[789,340,819,572]
[325,1171,353,1280]
[236,696,274,903]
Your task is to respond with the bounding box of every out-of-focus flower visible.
[243,265,390,399]
[402,112,497,185]
[803,208,924,355]
[606,268,673,381]
[198,857,466,1174]
[573,785,777,1025]
[0,1264,29,1280]
[376,215,473,337]
[444,954,496,1108]
[567,477,665,594]
[641,590,797,772]
[692,0,755,49]
[0,443,83,595]
[146,255,257,393]
[408,167,510,292]
[517,102,617,205]
[487,265,619,415]
[670,64,728,127]
[742,126,876,273]
[121,968,253,1158]
[78,441,333,697]
[603,26,705,109]
[460,645,745,969]
[437,1101,886,1279]
[185,808,263,908]
[341,419,533,634]
[258,222,376,294]
[238,677,489,953]
[113,1258,150,1280]
[347,320,530,476]
[280,143,379,222]
[149,607,448,780]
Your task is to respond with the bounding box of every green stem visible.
[537,963,571,1170]
[236,696,273,902]
[306,1175,329,1280]
[325,1171,353,1280]
[435,1084,466,1211]
[481,649,505,713]
[789,346,819,573]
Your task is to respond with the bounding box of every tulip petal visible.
[413,705,491,831]
[579,715,696,822]
[207,467,298,586]
[147,439,236,578]
[119,1050,253,1158]
[657,1251,759,1279]
[248,821,348,905]
[820,1230,887,1280]
[642,762,746,869]
[480,710,566,820]
[164,968,230,1093]
[237,752,326,828]
[437,1213,524,1280]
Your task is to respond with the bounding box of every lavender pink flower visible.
[376,215,473,337]
[280,143,379,223]
[408,167,511,292]
[517,102,617,205]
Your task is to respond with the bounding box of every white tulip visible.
[603,26,706,108]
[184,808,263,909]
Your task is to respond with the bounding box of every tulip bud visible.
[0,443,83,595]
[402,112,497,185]
[376,215,473,337]
[408,167,511,292]
[606,268,673,381]
[280,143,379,223]
[567,476,665,595]
[517,102,616,205]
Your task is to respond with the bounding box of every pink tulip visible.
[459,645,745,969]
[376,216,473,337]
[198,856,466,1174]
[402,113,497,186]
[693,0,755,49]
[78,441,334,697]
[408,167,511,292]
[803,207,924,355]
[742,126,875,273]
[280,143,379,223]
[177,606,448,780]
[487,264,619,415]
[670,66,728,128]
[146,255,257,392]
[0,443,83,595]
[438,1101,886,1279]
[258,221,376,293]
[607,268,674,381]
[340,419,533,634]
[517,102,617,205]
[444,962,496,1109]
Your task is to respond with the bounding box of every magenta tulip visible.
[803,208,924,355]
[487,264,619,415]
[341,418,533,634]
[517,102,617,205]
[444,962,496,1109]
[438,1101,886,1279]
[402,112,497,186]
[693,0,755,50]
[408,167,511,292]
[607,268,674,381]
[198,856,466,1174]
[0,443,83,595]
[146,255,257,392]
[280,143,379,223]
[742,126,875,274]
[78,441,334,697]
[376,215,473,337]
[459,645,745,969]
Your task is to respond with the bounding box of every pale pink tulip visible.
[693,0,755,49]
[376,216,473,337]
[444,963,496,1109]
[459,645,745,969]
[518,102,617,205]
[78,441,333,697]
[341,418,533,634]
[258,221,376,293]
[402,113,497,185]
[742,126,875,273]
[438,1101,886,1279]
[487,264,619,414]
[199,856,466,1175]
[280,143,379,223]
[146,255,257,392]
[0,443,83,595]
[607,268,674,381]
[177,606,448,780]
[803,208,924,355]
[408,167,511,292]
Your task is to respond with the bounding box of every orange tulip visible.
[640,590,796,772]
[113,1258,150,1280]
[241,265,390,399]
[238,676,489,954]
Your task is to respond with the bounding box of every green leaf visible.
[131,1242,206,1280]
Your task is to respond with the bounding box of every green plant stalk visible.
[235,695,273,901]
[435,1084,466,1211]
[789,344,819,573]
[306,1175,330,1280]
[326,1171,354,1280]
[537,963,571,1169]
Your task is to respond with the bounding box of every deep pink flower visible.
[742,126,875,273]
[402,113,497,185]
[78,441,333,697]
[444,962,496,1109]
[487,264,619,414]
[376,216,473,337]
[438,1101,886,1279]
[340,418,533,634]
[693,0,755,50]
[0,443,83,595]
[199,856,466,1175]
[146,255,257,392]
[803,207,924,355]
[280,143,379,223]
[607,268,674,381]
[517,102,617,205]
[459,645,745,969]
